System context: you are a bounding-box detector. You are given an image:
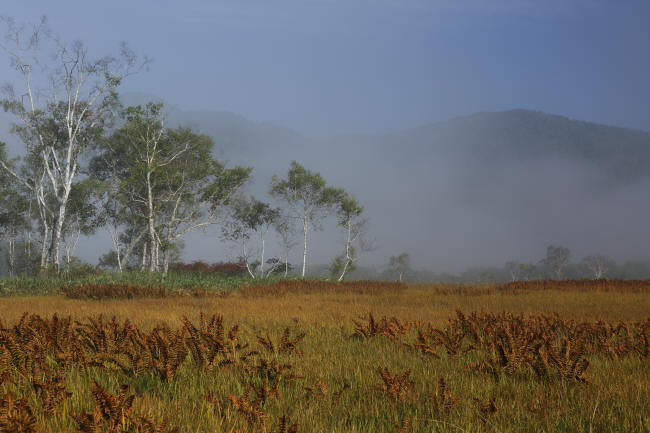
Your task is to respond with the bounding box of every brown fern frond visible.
[0,393,37,433]
[273,416,298,433]
[71,381,136,432]
[474,397,498,421]
[31,364,72,416]
[394,417,411,433]
[375,367,413,402]
[431,378,460,412]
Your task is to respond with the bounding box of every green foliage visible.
[91,102,251,273]
[270,161,344,277]
[269,161,343,228]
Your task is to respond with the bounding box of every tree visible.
[222,196,280,278]
[270,161,342,278]
[541,245,571,279]
[0,16,143,269]
[0,143,32,276]
[60,179,103,267]
[331,192,370,281]
[0,159,30,276]
[92,103,250,275]
[387,253,410,282]
[582,254,615,280]
[273,216,298,278]
[504,261,537,282]
[504,261,522,282]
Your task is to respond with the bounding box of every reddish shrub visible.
[171,260,247,277]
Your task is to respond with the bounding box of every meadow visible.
[0,277,648,432]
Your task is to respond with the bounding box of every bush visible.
[171,260,248,277]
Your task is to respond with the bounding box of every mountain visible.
[380,109,650,181]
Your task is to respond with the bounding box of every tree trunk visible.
[301,215,308,278]
[40,225,49,271]
[242,238,255,279]
[140,242,148,272]
[259,233,265,277]
[338,222,352,282]
[48,200,68,270]
[163,247,170,276]
[119,230,146,273]
[146,170,158,272]
[8,237,15,277]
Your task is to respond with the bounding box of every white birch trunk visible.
[259,232,265,277]
[140,242,148,272]
[8,237,15,277]
[40,225,50,270]
[301,215,308,278]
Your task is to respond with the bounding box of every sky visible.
[2,0,649,136]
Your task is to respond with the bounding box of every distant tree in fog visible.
[0,160,30,276]
[387,253,411,282]
[273,217,298,278]
[541,245,571,279]
[582,254,615,280]
[330,192,372,282]
[222,196,280,278]
[505,261,522,281]
[270,161,342,278]
[505,261,539,281]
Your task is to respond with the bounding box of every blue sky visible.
[2,0,649,136]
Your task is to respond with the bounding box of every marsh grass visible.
[0,280,648,432]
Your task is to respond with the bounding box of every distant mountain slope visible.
[370,109,650,181]
[118,93,309,164]
[102,95,650,182]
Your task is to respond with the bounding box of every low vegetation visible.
[0,278,648,432]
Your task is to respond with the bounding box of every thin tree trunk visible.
[259,232,265,277]
[40,225,49,271]
[140,242,148,272]
[8,237,15,277]
[163,247,170,276]
[301,216,307,278]
[338,222,352,282]
[106,227,123,273]
[120,230,146,273]
[242,238,255,279]
[146,171,158,272]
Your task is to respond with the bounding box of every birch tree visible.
[0,152,30,276]
[273,217,298,277]
[387,253,410,282]
[0,16,143,269]
[269,161,342,278]
[222,196,280,278]
[93,103,250,275]
[582,254,614,280]
[330,192,369,281]
[541,245,570,279]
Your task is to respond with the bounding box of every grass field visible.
[0,279,648,432]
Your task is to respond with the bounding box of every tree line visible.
[0,17,369,279]
[363,246,649,284]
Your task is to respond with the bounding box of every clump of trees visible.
[0,18,371,279]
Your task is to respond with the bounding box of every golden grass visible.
[0,281,648,432]
[1,285,647,326]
